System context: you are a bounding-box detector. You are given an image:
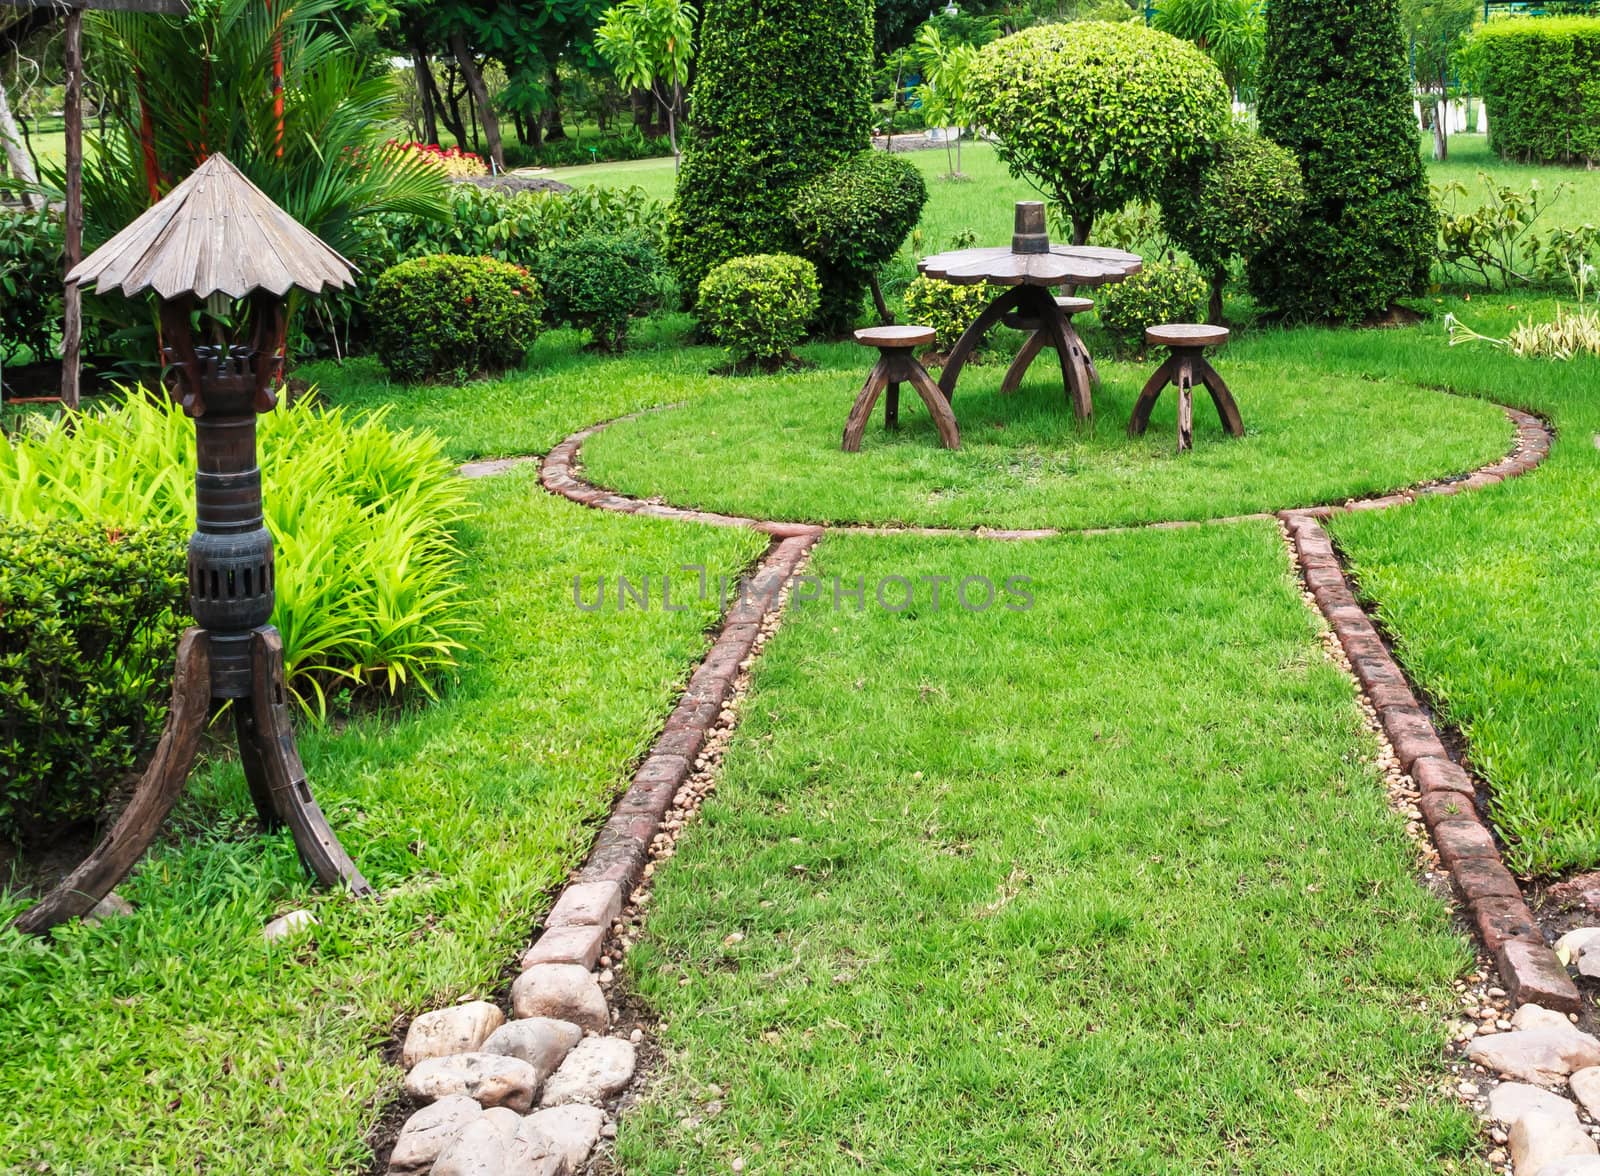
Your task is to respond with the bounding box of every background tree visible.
[966,22,1230,245]
[910,23,980,178]
[665,0,873,314]
[1400,0,1478,161]
[1249,0,1437,322]
[1152,0,1266,101]
[596,0,695,166]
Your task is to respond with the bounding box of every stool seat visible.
[1055,296,1095,315]
[1146,323,1229,348]
[855,325,935,349]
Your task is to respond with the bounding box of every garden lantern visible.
[15,154,372,935]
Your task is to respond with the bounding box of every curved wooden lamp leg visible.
[1128,355,1177,437]
[12,630,212,935]
[907,366,962,450]
[938,285,1026,400]
[235,709,283,831]
[1199,361,1245,437]
[243,628,373,896]
[1000,330,1048,396]
[842,361,890,452]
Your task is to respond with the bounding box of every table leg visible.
[1000,330,1048,396]
[938,285,1028,401]
[885,382,900,430]
[1039,297,1092,422]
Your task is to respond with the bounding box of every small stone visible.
[1579,947,1600,980]
[386,1096,482,1176]
[1570,1068,1600,1120]
[404,1052,539,1112]
[629,1028,643,1044]
[85,891,135,924]
[1556,928,1600,966]
[1487,1082,1579,1126]
[434,1107,563,1176]
[402,1002,506,1070]
[1488,1148,1507,1166]
[1516,1005,1578,1033]
[512,964,609,1034]
[262,909,318,943]
[540,1036,637,1107]
[525,1104,606,1170]
[482,1017,582,1089]
[1466,1028,1600,1087]
[1511,1111,1598,1176]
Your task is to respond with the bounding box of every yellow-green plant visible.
[0,393,473,714]
[1445,306,1600,361]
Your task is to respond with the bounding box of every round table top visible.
[918,243,1142,289]
[1145,323,1230,348]
[855,324,936,349]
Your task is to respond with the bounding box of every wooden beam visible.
[60,2,81,408]
[2,0,188,13]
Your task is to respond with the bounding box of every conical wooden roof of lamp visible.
[67,153,355,301]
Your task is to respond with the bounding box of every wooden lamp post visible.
[14,153,373,935]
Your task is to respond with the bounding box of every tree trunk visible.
[869,274,893,326]
[1432,91,1449,162]
[1208,272,1225,326]
[1071,213,1092,248]
[449,31,503,171]
[436,60,469,146]
[545,69,567,141]
[631,88,651,131]
[0,75,38,208]
[411,38,439,145]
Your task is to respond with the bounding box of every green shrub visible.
[665,0,874,309]
[790,151,928,332]
[1249,0,1437,322]
[0,208,63,367]
[697,254,822,369]
[966,22,1230,245]
[0,521,187,843]
[1476,17,1600,166]
[0,393,473,716]
[1097,260,1209,355]
[1160,125,1306,323]
[369,254,543,383]
[537,233,667,352]
[902,274,995,353]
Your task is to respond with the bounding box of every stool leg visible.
[1176,352,1196,453]
[1001,330,1049,396]
[906,363,962,450]
[1128,354,1177,437]
[1042,309,1092,422]
[885,382,900,430]
[1063,317,1100,389]
[842,359,890,453]
[1198,359,1244,438]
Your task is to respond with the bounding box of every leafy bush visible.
[369,254,544,383]
[502,130,673,170]
[1160,125,1305,322]
[665,0,874,308]
[0,393,473,715]
[0,208,63,367]
[0,521,187,843]
[1096,260,1209,355]
[1435,173,1575,291]
[1249,0,1437,321]
[966,22,1230,245]
[538,233,667,352]
[1476,17,1600,166]
[697,254,822,369]
[902,274,995,353]
[790,150,929,332]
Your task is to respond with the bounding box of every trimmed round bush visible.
[966,22,1230,245]
[537,232,666,352]
[1249,0,1436,322]
[790,151,929,332]
[370,254,543,383]
[1096,261,1209,355]
[902,275,995,354]
[1476,17,1600,166]
[697,254,821,370]
[1160,125,1306,323]
[0,521,187,843]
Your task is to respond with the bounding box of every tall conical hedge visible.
[1248,0,1436,322]
[664,0,873,319]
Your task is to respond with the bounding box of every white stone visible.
[262,909,318,943]
[387,1096,482,1176]
[1487,1082,1579,1126]
[525,1105,605,1172]
[1570,1068,1600,1120]
[1516,1006,1579,1033]
[85,892,135,924]
[540,1036,636,1107]
[434,1109,565,1176]
[402,1002,506,1070]
[1466,1028,1600,1087]
[1556,928,1600,965]
[482,1017,582,1088]
[404,1052,539,1112]
[1535,1159,1600,1176]
[511,964,609,1034]
[1512,1111,1599,1176]
[1579,948,1600,981]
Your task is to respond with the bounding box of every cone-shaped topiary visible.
[1248,0,1437,322]
[665,0,873,319]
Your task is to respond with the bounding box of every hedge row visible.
[1478,17,1600,166]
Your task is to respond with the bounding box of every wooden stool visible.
[1000,295,1099,401]
[1128,324,1244,453]
[842,325,961,452]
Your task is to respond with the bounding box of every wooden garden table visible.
[918,202,1142,421]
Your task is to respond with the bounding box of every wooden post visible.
[60,3,84,410]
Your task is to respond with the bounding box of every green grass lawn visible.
[616,527,1477,1173]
